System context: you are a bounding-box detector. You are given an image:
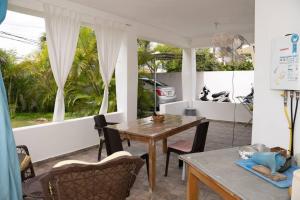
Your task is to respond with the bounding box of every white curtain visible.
[44,4,80,122]
[94,22,125,114]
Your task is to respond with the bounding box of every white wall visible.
[196,71,254,102]
[193,101,251,123]
[253,0,300,154]
[13,112,123,162]
[160,101,188,115]
[160,100,252,123]
[156,71,254,102]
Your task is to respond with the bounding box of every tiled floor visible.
[34,120,252,200]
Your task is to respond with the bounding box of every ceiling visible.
[70,0,254,42]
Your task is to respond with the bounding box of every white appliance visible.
[271,34,300,90]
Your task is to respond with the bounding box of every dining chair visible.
[103,127,149,176]
[164,120,209,176]
[23,152,144,200]
[94,114,130,161]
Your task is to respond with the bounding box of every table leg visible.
[187,166,199,200]
[182,162,186,181]
[148,139,156,192]
[162,138,167,154]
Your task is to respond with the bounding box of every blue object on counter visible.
[0,0,7,23]
[235,159,300,188]
[251,152,286,174]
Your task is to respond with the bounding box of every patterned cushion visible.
[53,151,132,168]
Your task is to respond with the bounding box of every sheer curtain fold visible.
[94,21,125,114]
[0,1,22,199]
[44,4,80,122]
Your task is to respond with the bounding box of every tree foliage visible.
[137,39,254,72]
[0,27,117,118]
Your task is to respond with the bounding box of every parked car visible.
[139,77,177,107]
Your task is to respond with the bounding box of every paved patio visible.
[34,120,252,200]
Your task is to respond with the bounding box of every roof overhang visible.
[8,0,254,48]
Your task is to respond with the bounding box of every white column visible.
[182,48,197,107]
[115,30,138,122]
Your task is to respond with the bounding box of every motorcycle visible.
[243,86,254,104]
[198,86,231,102]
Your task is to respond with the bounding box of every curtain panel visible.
[44,4,80,122]
[0,1,23,199]
[0,0,7,23]
[94,22,125,114]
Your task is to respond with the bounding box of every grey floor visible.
[34,120,252,200]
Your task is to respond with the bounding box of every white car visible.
[139,77,177,107]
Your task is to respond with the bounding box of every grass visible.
[11,112,88,128]
[11,109,154,128]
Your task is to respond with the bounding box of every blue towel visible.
[236,159,300,188]
[251,152,286,174]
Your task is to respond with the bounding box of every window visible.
[0,11,116,127]
[0,11,53,128]
[65,26,117,119]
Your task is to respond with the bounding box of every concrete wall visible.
[160,100,252,123]
[13,112,123,162]
[160,101,188,115]
[196,71,254,102]
[253,0,300,154]
[156,71,254,102]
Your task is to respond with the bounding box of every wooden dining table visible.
[108,114,205,191]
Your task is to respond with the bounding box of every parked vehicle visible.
[198,86,231,102]
[139,77,177,106]
[243,86,254,104]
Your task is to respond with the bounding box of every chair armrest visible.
[107,122,118,125]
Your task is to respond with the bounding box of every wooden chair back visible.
[103,127,124,156]
[191,120,209,153]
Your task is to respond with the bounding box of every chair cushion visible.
[168,140,193,153]
[53,151,132,168]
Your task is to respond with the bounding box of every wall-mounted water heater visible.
[271,33,300,90]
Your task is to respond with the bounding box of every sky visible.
[0,11,45,59]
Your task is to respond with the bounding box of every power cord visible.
[290,91,294,156]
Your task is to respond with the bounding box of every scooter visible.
[198,86,231,102]
[243,86,254,104]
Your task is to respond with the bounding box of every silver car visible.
[139,77,177,106]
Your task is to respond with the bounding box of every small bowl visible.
[152,115,165,123]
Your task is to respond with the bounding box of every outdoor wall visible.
[13,112,123,162]
[160,100,252,123]
[160,101,188,115]
[253,0,300,154]
[156,71,254,102]
[196,71,254,102]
